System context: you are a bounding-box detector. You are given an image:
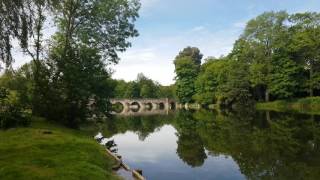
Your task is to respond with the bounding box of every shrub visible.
[0,88,30,129]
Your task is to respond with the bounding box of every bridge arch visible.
[144,102,153,111]
[130,101,141,112]
[158,102,165,110]
[109,98,176,115]
[169,102,176,110]
[113,102,125,113]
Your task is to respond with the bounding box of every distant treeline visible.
[111,73,175,99]
[174,11,320,107]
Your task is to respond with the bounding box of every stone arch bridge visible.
[110,98,177,115]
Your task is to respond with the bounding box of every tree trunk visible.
[310,65,314,97]
[265,88,269,102]
[32,4,44,115]
[266,111,271,124]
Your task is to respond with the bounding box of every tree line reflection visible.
[100,109,320,179]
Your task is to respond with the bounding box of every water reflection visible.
[100,109,320,180]
[175,111,207,167]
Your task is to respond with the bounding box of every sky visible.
[113,0,320,85]
[11,0,320,85]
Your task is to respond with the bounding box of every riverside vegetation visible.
[173,12,320,110]
[0,0,320,179]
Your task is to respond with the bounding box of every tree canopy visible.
[174,47,203,103]
[174,11,320,107]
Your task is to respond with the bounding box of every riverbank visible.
[0,117,120,180]
[256,97,320,115]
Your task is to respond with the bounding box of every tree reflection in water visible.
[96,109,320,179]
[175,110,207,167]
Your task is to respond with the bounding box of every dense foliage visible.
[174,11,320,107]
[174,47,203,103]
[0,87,30,129]
[0,0,140,127]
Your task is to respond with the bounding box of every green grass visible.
[256,97,320,115]
[0,117,120,180]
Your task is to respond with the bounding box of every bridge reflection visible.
[110,98,177,116]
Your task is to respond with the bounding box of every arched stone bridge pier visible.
[110,98,177,114]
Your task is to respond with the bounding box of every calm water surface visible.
[101,110,320,180]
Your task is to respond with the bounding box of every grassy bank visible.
[256,97,320,115]
[0,117,120,180]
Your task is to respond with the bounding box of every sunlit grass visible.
[0,117,120,180]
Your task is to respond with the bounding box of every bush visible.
[0,88,31,129]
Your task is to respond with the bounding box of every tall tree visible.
[0,0,59,115]
[175,46,202,68]
[289,12,320,97]
[242,11,289,101]
[174,47,203,103]
[43,0,140,126]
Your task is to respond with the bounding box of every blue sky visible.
[113,0,320,85]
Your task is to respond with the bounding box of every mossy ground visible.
[256,97,320,115]
[0,117,120,180]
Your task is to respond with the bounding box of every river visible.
[100,109,320,180]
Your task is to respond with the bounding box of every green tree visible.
[174,47,203,103]
[175,46,203,67]
[216,59,252,107]
[193,58,227,105]
[0,63,35,109]
[0,86,30,129]
[136,73,160,98]
[289,12,320,97]
[159,85,176,99]
[40,0,140,126]
[113,75,174,99]
[113,79,128,98]
[193,56,252,107]
[243,11,289,101]
[0,0,59,115]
